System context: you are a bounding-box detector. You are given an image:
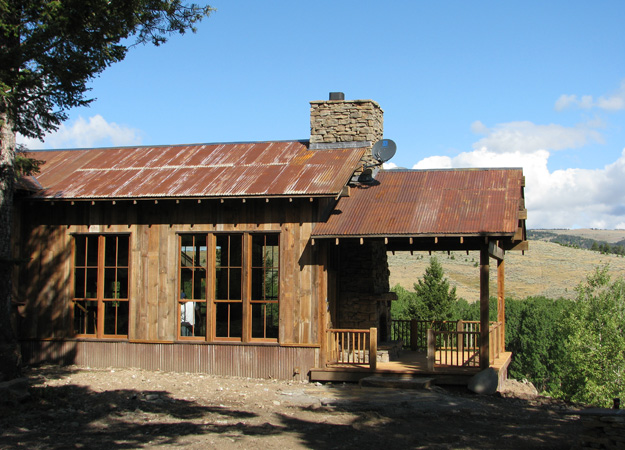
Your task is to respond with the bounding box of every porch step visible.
[359,375,435,389]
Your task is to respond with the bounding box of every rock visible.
[467,368,499,395]
[0,377,30,404]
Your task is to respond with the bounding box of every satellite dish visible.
[372,139,396,162]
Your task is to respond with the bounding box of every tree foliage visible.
[505,296,569,392]
[413,257,457,321]
[391,257,458,321]
[1,0,213,139]
[555,266,625,407]
[0,0,213,382]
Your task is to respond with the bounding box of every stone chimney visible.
[309,92,384,151]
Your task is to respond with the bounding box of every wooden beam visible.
[488,241,505,261]
[518,209,527,220]
[508,240,529,251]
[498,259,506,353]
[479,245,490,370]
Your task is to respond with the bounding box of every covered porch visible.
[309,169,527,385]
[310,319,511,385]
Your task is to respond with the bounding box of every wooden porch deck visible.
[310,350,512,386]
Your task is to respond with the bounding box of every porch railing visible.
[391,319,503,370]
[391,319,466,351]
[326,328,377,370]
[426,321,503,370]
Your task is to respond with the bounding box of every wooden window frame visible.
[177,233,210,341]
[72,234,130,339]
[176,232,280,343]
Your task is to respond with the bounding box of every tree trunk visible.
[0,111,22,381]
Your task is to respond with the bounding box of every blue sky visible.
[20,1,625,229]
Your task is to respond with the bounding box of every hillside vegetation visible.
[388,238,625,301]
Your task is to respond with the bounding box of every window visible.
[177,233,279,342]
[179,234,208,337]
[251,234,279,340]
[214,234,243,339]
[73,234,129,338]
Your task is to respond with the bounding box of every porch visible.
[310,320,512,386]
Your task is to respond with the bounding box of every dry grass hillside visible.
[388,236,625,301]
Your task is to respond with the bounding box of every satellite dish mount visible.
[372,139,397,163]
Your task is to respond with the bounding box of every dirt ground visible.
[0,365,582,450]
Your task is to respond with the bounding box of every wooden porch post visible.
[497,258,505,354]
[369,327,377,370]
[479,245,490,370]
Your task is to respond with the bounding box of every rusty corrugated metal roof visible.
[312,168,524,237]
[26,141,366,199]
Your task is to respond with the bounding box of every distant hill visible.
[388,230,625,301]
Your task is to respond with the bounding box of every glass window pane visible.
[104,236,117,266]
[266,302,279,339]
[74,236,86,267]
[180,301,206,337]
[104,301,128,335]
[181,236,195,267]
[86,235,99,266]
[252,235,264,267]
[215,303,242,338]
[251,269,263,300]
[195,240,207,267]
[252,303,279,339]
[193,268,206,300]
[215,235,227,267]
[74,269,86,298]
[86,268,98,298]
[74,300,97,335]
[230,303,242,338]
[117,268,128,299]
[103,268,117,298]
[117,236,129,266]
[267,269,279,299]
[215,268,227,300]
[215,303,229,337]
[180,268,193,300]
[229,235,242,267]
[229,268,241,300]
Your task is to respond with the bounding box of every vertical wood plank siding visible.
[15,198,330,379]
[20,340,318,382]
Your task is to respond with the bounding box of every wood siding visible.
[20,340,318,382]
[15,198,332,351]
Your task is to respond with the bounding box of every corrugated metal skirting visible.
[20,340,319,381]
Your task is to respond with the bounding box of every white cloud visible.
[554,79,625,112]
[412,120,625,229]
[470,120,602,154]
[17,115,142,150]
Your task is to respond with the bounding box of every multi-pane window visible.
[177,232,279,342]
[73,234,129,337]
[215,234,243,339]
[251,234,279,340]
[179,234,208,337]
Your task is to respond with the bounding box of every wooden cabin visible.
[12,94,527,383]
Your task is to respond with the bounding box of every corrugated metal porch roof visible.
[27,140,366,199]
[312,168,525,237]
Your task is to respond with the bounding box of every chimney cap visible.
[329,92,345,101]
